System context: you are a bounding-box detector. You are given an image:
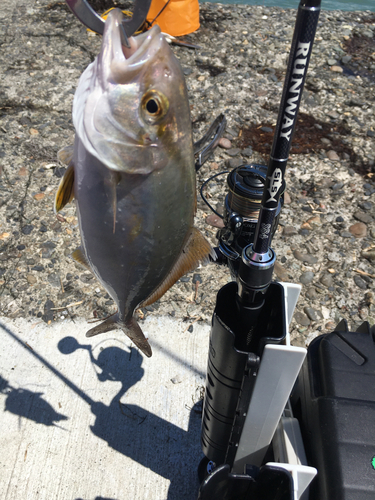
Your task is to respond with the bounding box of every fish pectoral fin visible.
[86,314,152,358]
[141,227,215,308]
[54,161,75,213]
[72,247,91,271]
[57,144,74,165]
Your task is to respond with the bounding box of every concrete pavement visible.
[0,315,210,500]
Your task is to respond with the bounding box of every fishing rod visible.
[198,1,322,498]
[203,0,322,353]
[239,0,321,295]
[235,0,322,352]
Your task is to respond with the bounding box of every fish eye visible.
[141,91,168,123]
[146,98,159,115]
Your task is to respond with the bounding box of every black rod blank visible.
[253,0,321,255]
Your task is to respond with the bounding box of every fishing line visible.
[200,171,229,218]
[148,0,172,27]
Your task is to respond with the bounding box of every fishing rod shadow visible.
[1,322,202,499]
[58,335,145,390]
[0,321,95,406]
[150,337,206,379]
[58,335,202,500]
[0,323,77,428]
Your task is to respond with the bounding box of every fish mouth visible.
[98,9,163,86]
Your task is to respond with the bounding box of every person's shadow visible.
[58,337,203,500]
[0,374,68,428]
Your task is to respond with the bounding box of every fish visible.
[54,9,214,358]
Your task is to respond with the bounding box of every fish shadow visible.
[0,373,68,427]
[58,337,202,500]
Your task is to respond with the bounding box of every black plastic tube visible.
[252,0,321,255]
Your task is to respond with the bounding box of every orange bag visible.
[147,0,200,37]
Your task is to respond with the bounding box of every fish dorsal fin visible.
[54,162,75,213]
[57,144,74,165]
[141,227,215,307]
[72,247,91,271]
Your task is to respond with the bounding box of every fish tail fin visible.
[85,314,120,337]
[124,317,152,358]
[85,314,152,358]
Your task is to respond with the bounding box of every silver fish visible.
[55,9,213,357]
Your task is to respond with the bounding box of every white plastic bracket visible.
[232,343,306,472]
[267,461,317,500]
[232,281,306,474]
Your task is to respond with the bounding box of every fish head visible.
[73,8,193,175]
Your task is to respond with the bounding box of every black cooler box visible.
[292,321,375,500]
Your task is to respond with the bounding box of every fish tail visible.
[85,314,152,358]
[124,317,152,358]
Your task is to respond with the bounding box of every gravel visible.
[0,1,374,349]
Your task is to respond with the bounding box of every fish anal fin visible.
[141,227,214,308]
[72,247,91,271]
[57,144,74,165]
[54,162,75,213]
[86,314,152,357]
